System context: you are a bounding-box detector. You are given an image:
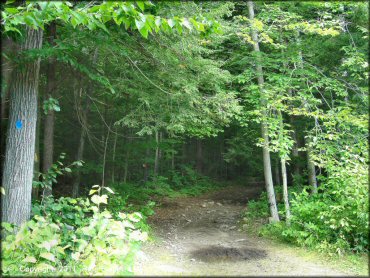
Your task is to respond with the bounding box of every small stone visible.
[242,224,248,230]
[216,202,222,206]
[190,258,196,262]
[201,203,207,208]
[208,201,214,205]
[229,226,237,230]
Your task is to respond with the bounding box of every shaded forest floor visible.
[133,184,366,276]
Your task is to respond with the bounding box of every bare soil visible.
[133,184,362,276]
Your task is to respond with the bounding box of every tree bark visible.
[2,27,43,226]
[247,1,279,222]
[1,38,17,170]
[281,158,291,224]
[274,158,281,185]
[32,99,41,200]
[305,136,318,194]
[42,22,57,197]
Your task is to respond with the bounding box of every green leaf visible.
[40,252,55,262]
[136,1,145,12]
[1,187,5,195]
[104,187,114,194]
[64,167,71,173]
[23,256,37,263]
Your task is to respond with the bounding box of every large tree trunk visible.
[196,138,203,174]
[247,1,279,222]
[42,22,57,198]
[305,136,318,194]
[2,27,43,226]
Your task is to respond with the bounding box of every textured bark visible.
[305,136,318,194]
[196,138,203,174]
[2,27,43,226]
[42,22,57,197]
[247,1,279,222]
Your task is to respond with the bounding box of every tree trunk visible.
[72,93,90,198]
[281,158,291,224]
[305,136,318,194]
[247,1,279,222]
[154,131,159,176]
[1,38,16,170]
[274,158,281,185]
[111,127,118,183]
[290,117,300,178]
[123,143,130,183]
[143,147,150,183]
[196,138,203,174]
[42,22,57,198]
[2,27,43,226]
[32,99,41,200]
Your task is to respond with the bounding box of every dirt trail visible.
[133,185,353,276]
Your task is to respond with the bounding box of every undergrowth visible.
[243,177,368,256]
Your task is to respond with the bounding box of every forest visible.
[0,1,368,276]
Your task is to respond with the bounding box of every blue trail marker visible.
[16,120,22,130]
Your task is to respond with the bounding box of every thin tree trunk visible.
[154,131,159,176]
[72,49,98,197]
[72,93,90,198]
[196,138,203,174]
[101,126,110,187]
[32,99,41,200]
[2,27,43,226]
[111,127,118,183]
[290,116,300,178]
[1,38,16,170]
[305,136,318,194]
[42,22,57,198]
[143,147,150,183]
[123,144,130,183]
[281,158,291,224]
[274,158,281,185]
[247,1,279,222]
[277,110,291,223]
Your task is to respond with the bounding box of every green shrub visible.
[244,175,368,255]
[1,185,147,276]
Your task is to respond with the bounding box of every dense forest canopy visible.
[1,1,368,276]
